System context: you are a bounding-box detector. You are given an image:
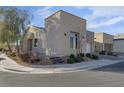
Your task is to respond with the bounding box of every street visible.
[0,62,124,87]
[94,61,124,74]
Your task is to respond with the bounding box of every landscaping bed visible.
[6,51,99,66]
[67,53,99,64]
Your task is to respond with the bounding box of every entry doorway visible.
[27,39,33,52]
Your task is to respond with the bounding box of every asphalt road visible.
[0,61,124,87]
[0,70,124,87]
[94,61,124,74]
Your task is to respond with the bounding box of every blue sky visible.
[18,6,124,35]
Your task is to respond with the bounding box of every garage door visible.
[86,43,91,53]
[113,40,124,53]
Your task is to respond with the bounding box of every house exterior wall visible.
[114,33,124,39]
[113,33,124,53]
[113,39,124,53]
[86,31,95,53]
[45,10,87,57]
[95,42,103,53]
[95,32,113,53]
[21,26,47,55]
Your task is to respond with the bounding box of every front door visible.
[27,39,33,52]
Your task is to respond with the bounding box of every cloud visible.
[88,7,124,19]
[35,6,53,19]
[78,6,124,29]
[88,16,124,29]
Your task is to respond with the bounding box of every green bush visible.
[77,53,84,58]
[67,58,75,64]
[69,54,75,58]
[91,55,99,60]
[76,56,84,62]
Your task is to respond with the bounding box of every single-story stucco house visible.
[94,32,114,54]
[113,33,124,54]
[21,10,95,58]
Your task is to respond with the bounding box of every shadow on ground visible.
[92,61,124,74]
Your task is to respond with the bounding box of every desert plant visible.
[77,56,84,62]
[99,51,106,55]
[86,53,91,58]
[69,54,75,58]
[67,58,75,64]
[107,52,113,56]
[77,53,84,57]
[91,54,99,60]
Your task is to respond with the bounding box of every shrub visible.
[107,52,113,55]
[99,51,106,55]
[91,54,99,60]
[77,53,84,57]
[86,53,91,58]
[69,54,75,58]
[18,53,30,62]
[9,52,16,57]
[77,56,84,62]
[67,58,75,64]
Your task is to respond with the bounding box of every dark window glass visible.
[34,38,38,47]
[70,37,73,48]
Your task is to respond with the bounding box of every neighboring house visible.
[22,10,95,57]
[113,33,124,54]
[86,31,95,54]
[21,26,47,57]
[95,32,114,53]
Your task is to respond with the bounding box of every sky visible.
[18,6,124,35]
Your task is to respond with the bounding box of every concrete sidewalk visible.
[0,54,124,74]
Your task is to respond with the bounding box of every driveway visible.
[94,61,124,74]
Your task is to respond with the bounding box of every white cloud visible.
[88,16,124,29]
[35,6,53,19]
[89,7,124,19]
[80,7,124,29]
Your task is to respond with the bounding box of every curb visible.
[0,60,124,74]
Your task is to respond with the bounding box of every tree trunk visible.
[6,41,11,52]
[16,38,20,54]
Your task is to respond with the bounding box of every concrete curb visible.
[1,60,124,74]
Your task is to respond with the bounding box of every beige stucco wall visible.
[95,42,103,53]
[95,32,113,44]
[22,26,47,55]
[113,33,124,53]
[113,39,124,53]
[45,10,87,57]
[87,31,95,53]
[95,32,113,53]
[114,33,124,39]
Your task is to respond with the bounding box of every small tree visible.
[0,7,32,53]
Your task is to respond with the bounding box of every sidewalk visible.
[0,53,124,74]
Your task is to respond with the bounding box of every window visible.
[70,32,79,49]
[34,38,38,47]
[70,37,74,48]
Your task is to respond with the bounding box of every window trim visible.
[70,32,79,49]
